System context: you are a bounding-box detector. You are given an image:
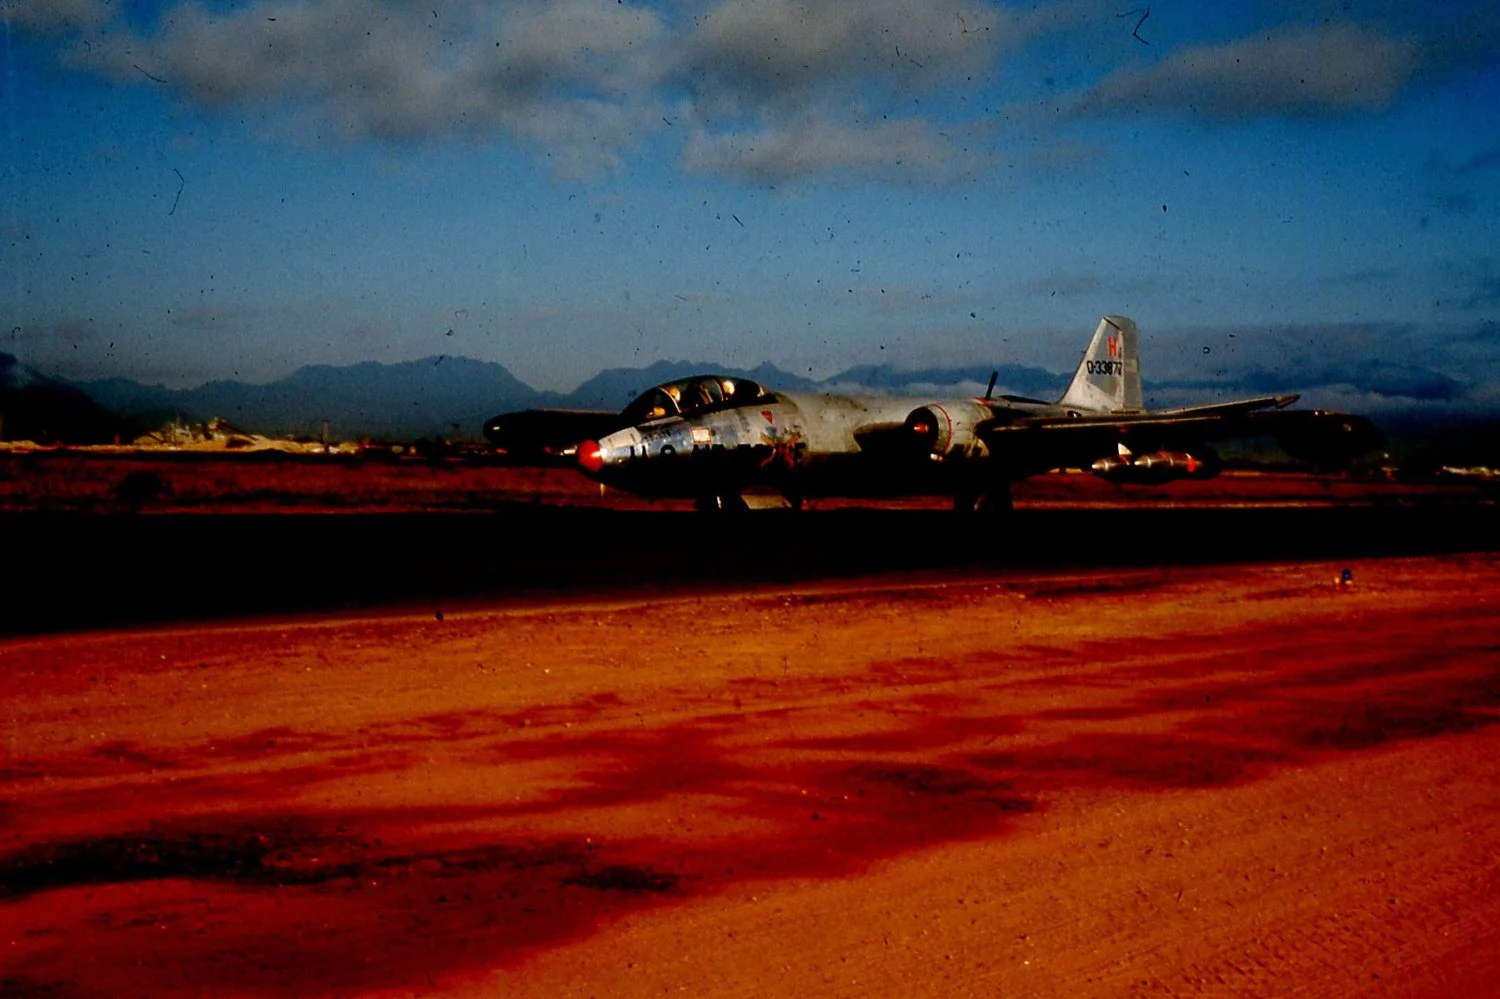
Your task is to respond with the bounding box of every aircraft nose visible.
[577,440,604,474]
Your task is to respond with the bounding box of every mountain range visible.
[0,353,119,443]
[10,351,1500,468]
[20,354,1064,443]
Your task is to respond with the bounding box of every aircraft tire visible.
[695,494,749,515]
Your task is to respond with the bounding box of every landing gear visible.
[694,493,749,514]
[977,488,1013,514]
[953,486,1013,515]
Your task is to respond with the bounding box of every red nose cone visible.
[578,440,604,474]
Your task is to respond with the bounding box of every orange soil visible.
[4,555,1500,997]
[0,450,1486,513]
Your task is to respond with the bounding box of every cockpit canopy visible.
[621,376,773,424]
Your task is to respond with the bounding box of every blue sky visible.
[3,0,1498,412]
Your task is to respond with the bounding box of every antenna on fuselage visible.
[984,371,998,401]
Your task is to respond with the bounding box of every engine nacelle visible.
[904,401,992,459]
[1091,449,1220,484]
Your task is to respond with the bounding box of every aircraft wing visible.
[978,396,1382,468]
[482,408,624,463]
[1132,394,1299,421]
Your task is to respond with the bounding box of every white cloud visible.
[29,0,673,158]
[1063,16,1500,121]
[671,0,1058,183]
[25,2,1493,184]
[495,0,672,170]
[500,0,665,95]
[682,0,1003,112]
[503,96,662,178]
[10,0,1062,182]
[684,116,980,184]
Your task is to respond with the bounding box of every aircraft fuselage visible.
[538,316,1380,510]
[582,391,1062,500]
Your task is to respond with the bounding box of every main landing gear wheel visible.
[953,488,1013,515]
[694,494,749,514]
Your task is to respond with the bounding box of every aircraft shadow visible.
[3,503,1497,634]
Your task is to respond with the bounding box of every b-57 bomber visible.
[487,316,1382,512]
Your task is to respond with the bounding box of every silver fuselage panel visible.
[587,391,1065,499]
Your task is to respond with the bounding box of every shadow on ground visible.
[5,504,1498,634]
[6,604,1499,997]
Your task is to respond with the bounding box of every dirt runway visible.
[5,554,1500,997]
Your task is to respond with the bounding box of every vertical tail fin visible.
[1057,315,1142,413]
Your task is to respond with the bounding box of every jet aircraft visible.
[508,317,1382,512]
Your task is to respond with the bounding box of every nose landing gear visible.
[694,494,750,514]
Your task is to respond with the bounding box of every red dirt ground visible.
[0,449,1487,512]
[4,554,1500,997]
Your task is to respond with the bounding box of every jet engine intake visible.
[904,401,991,459]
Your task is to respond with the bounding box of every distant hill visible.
[78,356,545,441]
[68,355,1006,441]
[1,353,120,444]
[19,352,1500,467]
